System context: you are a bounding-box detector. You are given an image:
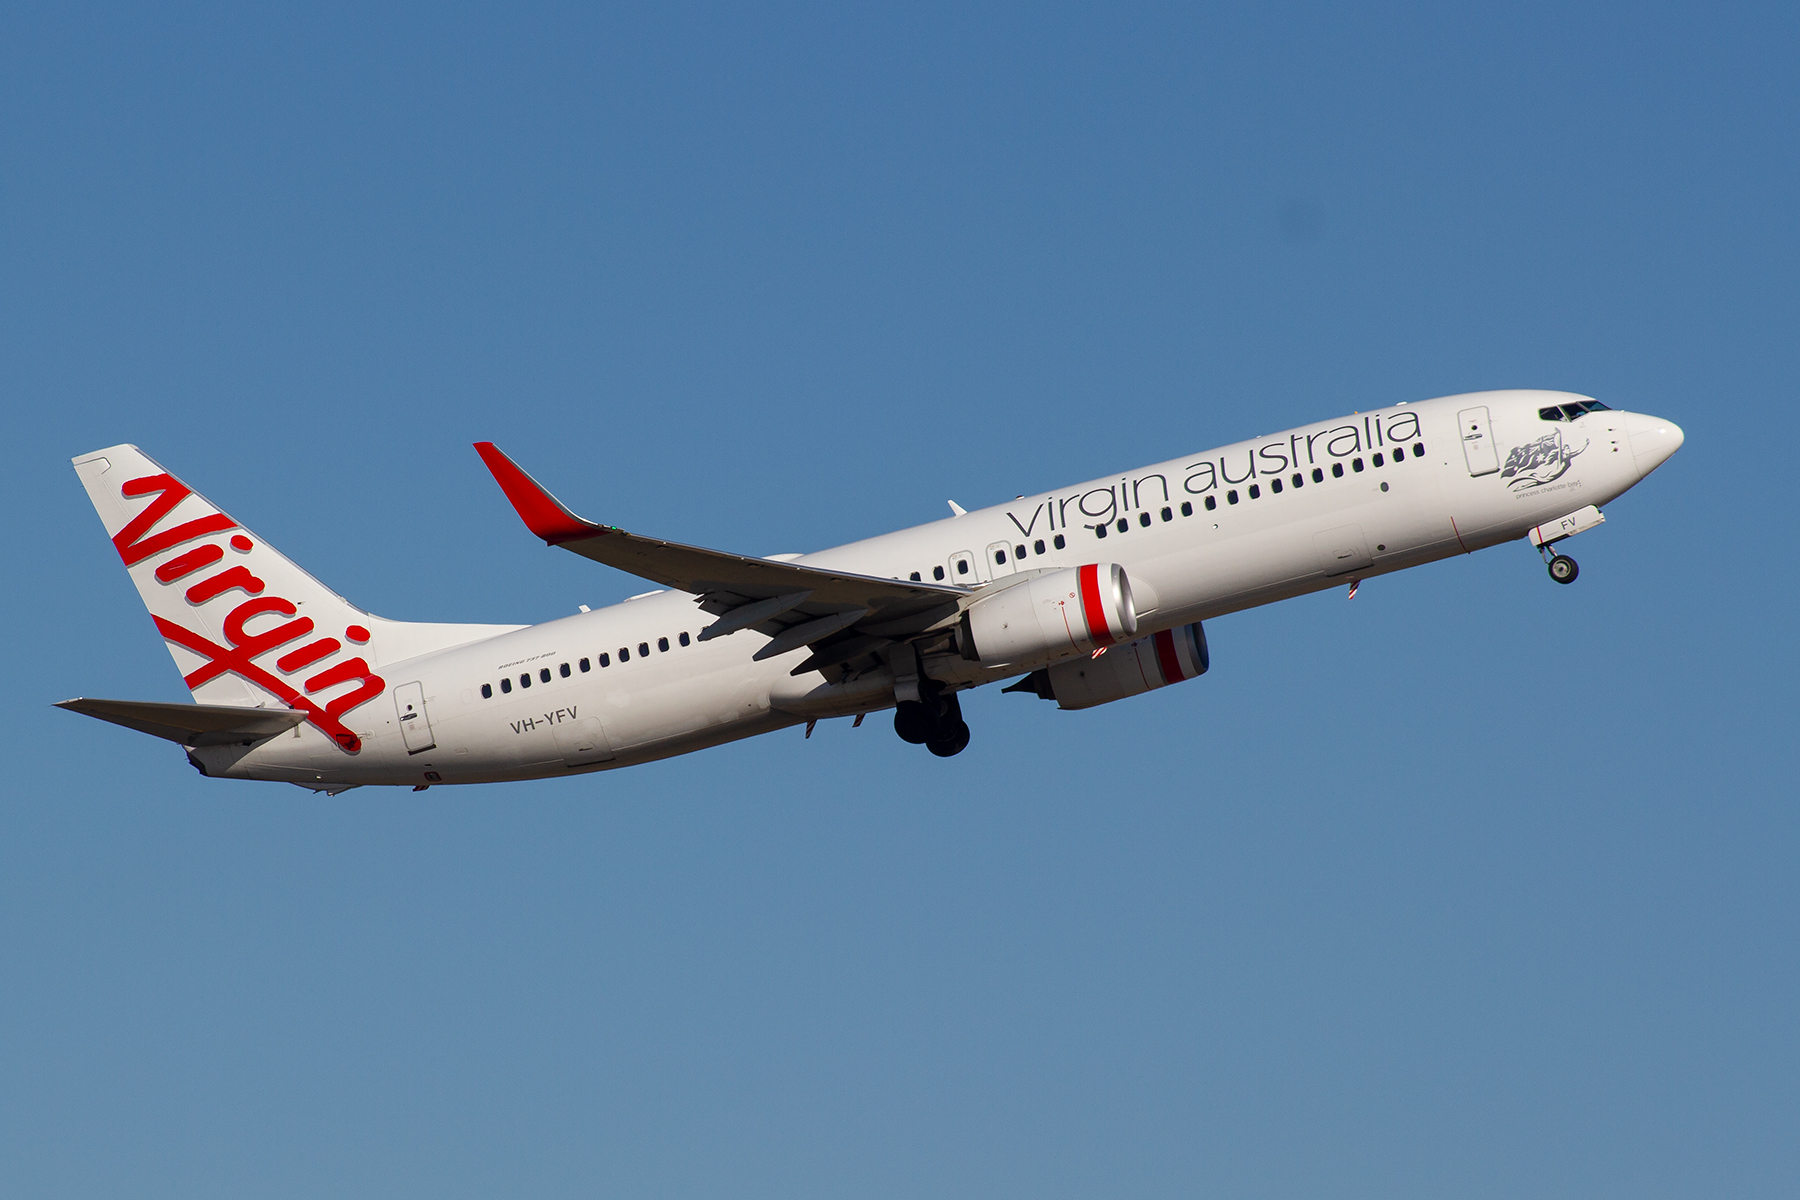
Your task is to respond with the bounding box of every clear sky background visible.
[3,3,1796,1197]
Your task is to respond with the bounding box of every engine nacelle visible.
[959,563,1137,668]
[1005,621,1210,710]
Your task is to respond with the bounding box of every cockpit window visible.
[1541,400,1613,422]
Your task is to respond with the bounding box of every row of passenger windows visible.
[1092,442,1427,536]
[480,630,693,698]
[912,534,1071,581]
[900,441,1432,575]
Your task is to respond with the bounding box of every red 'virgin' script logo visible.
[117,473,386,752]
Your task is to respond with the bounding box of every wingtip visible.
[473,442,601,544]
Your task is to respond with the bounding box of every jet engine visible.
[1004,621,1209,710]
[958,563,1137,668]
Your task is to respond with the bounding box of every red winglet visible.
[473,443,603,544]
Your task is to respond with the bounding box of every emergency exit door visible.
[394,681,436,754]
[1458,406,1500,476]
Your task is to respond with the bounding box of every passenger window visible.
[1413,442,1424,456]
[1015,544,1026,558]
[909,571,921,581]
[600,653,611,667]
[658,637,670,652]
[1227,490,1239,504]
[1204,495,1216,511]
[1117,518,1129,532]
[679,632,690,646]
[1160,507,1172,522]
[560,663,571,677]
[1053,534,1066,549]
[580,658,590,672]
[1180,501,1193,516]
[500,677,512,693]
[994,549,1006,564]
[619,647,629,662]
[1332,463,1344,478]
[1096,523,1108,538]
[1313,468,1324,482]
[638,642,650,657]
[1034,539,1045,554]
[1248,484,1260,499]
[934,565,946,580]
[1392,447,1404,461]
[956,559,969,575]
[1352,458,1364,472]
[1292,473,1304,487]
[481,683,493,699]
[1270,479,1282,493]
[540,668,552,683]
[520,674,531,689]
[1372,452,1384,467]
[1138,512,1150,527]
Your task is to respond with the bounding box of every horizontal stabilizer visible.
[56,697,308,747]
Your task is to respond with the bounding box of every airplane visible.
[59,389,1682,792]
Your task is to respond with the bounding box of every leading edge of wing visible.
[473,442,970,607]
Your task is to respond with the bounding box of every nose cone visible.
[1625,412,1685,477]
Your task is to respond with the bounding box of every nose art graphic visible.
[1500,429,1587,490]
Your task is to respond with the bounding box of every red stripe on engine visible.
[1077,563,1116,647]
[1152,628,1184,685]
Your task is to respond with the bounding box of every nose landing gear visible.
[1535,539,1579,584]
[1529,504,1604,585]
[893,688,971,757]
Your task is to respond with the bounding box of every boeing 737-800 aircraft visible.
[60,390,1681,791]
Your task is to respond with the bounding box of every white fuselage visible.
[194,390,1682,788]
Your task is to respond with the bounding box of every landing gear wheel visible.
[1548,554,1578,584]
[927,720,971,757]
[893,701,934,745]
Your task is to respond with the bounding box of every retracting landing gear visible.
[1529,504,1604,585]
[893,687,971,757]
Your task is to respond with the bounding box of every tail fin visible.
[73,445,519,752]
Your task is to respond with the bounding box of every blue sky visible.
[3,3,1796,1197]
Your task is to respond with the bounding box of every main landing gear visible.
[894,688,971,757]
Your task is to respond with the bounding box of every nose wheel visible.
[1533,537,1580,584]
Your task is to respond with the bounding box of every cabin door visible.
[1458,405,1500,476]
[394,681,436,755]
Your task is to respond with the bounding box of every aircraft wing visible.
[475,443,970,663]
